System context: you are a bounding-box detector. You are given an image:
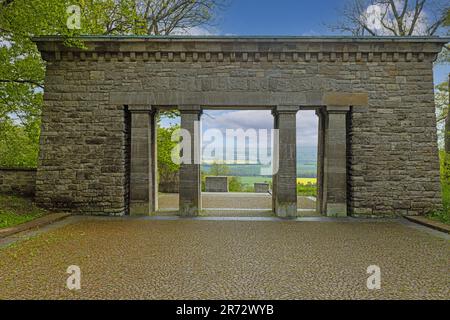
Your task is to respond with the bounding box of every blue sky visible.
[214,0,449,84]
[162,0,449,153]
[217,0,340,36]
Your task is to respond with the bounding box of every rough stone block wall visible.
[0,168,36,197]
[34,38,445,216]
[349,60,442,216]
[36,63,128,215]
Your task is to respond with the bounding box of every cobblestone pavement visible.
[0,217,448,300]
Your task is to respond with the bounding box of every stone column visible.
[272,106,298,218]
[323,106,350,217]
[179,105,202,216]
[316,108,326,215]
[129,105,157,216]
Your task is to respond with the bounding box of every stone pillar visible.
[129,105,157,216]
[179,105,202,216]
[316,108,326,215]
[323,106,350,217]
[272,106,298,218]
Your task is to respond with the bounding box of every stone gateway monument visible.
[34,36,448,217]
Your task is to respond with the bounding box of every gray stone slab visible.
[205,177,228,193]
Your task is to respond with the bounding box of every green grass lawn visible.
[427,183,450,225]
[239,176,272,187]
[296,184,317,197]
[0,194,48,229]
[234,176,318,196]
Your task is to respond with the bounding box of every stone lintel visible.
[127,105,153,113]
[273,105,299,115]
[323,93,368,107]
[326,105,351,113]
[112,92,369,109]
[178,105,203,114]
[299,106,319,111]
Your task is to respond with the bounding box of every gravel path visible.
[0,218,448,300]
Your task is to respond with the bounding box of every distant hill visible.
[202,146,317,178]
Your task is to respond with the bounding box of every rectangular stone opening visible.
[200,109,275,217]
[156,109,181,215]
[296,110,320,217]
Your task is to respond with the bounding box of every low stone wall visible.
[0,168,37,197]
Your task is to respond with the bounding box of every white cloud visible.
[365,4,385,33]
[203,110,273,130]
[297,111,318,147]
[362,2,430,35]
[160,109,319,164]
[202,110,318,147]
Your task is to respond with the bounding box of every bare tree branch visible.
[0,79,44,89]
[407,0,426,35]
[330,0,448,36]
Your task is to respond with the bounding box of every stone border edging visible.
[0,212,72,239]
[404,216,450,234]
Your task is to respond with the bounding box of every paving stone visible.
[0,218,448,300]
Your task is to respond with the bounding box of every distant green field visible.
[238,176,317,196]
[240,176,272,187]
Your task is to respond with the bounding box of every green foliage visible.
[0,194,48,228]
[0,0,73,169]
[157,124,180,183]
[229,176,245,192]
[440,153,450,214]
[0,0,221,169]
[239,176,272,192]
[435,81,449,149]
[0,119,39,167]
[208,161,229,176]
[441,151,450,181]
[296,183,317,197]
[428,152,450,224]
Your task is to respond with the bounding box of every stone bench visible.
[205,176,228,193]
[254,183,270,193]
